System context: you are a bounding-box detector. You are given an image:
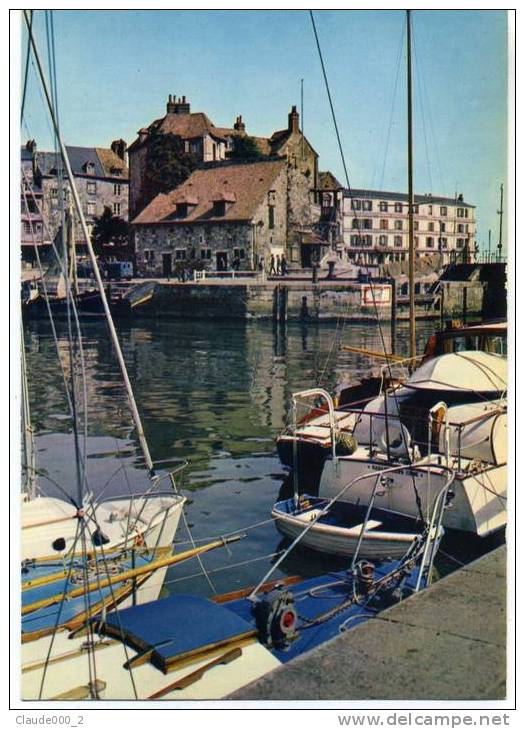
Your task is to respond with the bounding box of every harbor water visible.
[23,318,502,600]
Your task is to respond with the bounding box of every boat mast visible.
[497,183,504,262]
[66,191,79,297]
[21,329,37,500]
[407,9,416,360]
[23,11,157,478]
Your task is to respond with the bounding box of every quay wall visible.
[130,279,486,321]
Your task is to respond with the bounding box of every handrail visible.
[249,462,456,600]
[292,389,338,464]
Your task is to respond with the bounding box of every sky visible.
[20,9,509,254]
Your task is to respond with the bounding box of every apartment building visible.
[341,189,476,265]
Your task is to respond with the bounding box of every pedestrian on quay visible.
[281,255,287,276]
[276,254,281,276]
[269,254,277,276]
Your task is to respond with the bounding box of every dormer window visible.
[211,190,236,217]
[173,193,198,219]
[83,161,95,175]
[213,200,226,216]
[176,203,189,219]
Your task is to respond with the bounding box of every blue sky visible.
[21,9,508,253]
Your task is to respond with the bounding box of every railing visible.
[193,269,260,282]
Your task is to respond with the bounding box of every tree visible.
[92,207,129,256]
[229,135,264,160]
[140,132,197,210]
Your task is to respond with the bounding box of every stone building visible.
[20,139,129,256]
[325,187,476,266]
[128,94,318,218]
[132,158,318,276]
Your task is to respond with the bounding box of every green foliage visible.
[92,207,129,255]
[229,135,264,160]
[141,132,197,210]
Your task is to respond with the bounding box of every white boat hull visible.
[319,456,506,536]
[272,505,419,559]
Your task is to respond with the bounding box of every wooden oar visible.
[22,536,241,616]
[340,345,406,361]
[147,647,243,699]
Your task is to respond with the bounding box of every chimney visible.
[233,115,246,134]
[166,93,177,113]
[171,94,190,115]
[25,139,37,155]
[111,139,128,162]
[288,105,299,133]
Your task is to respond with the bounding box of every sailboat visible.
[20,11,185,607]
[273,11,507,550]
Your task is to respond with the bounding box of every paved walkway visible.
[229,546,506,701]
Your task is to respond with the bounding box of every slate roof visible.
[344,188,475,208]
[132,158,286,225]
[32,146,128,180]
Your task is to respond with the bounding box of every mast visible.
[497,183,504,262]
[407,9,416,360]
[21,329,37,500]
[24,11,157,478]
[488,228,491,262]
[66,191,78,296]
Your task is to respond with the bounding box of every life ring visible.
[378,422,411,457]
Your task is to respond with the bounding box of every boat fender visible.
[253,588,298,649]
[378,423,411,457]
[336,432,357,455]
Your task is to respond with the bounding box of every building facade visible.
[21,139,129,258]
[128,95,318,218]
[339,189,476,265]
[132,158,318,276]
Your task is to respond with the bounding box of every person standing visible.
[269,254,277,276]
[281,255,287,276]
[276,254,281,276]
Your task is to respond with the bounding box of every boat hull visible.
[318,456,506,536]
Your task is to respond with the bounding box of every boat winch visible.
[253,587,299,649]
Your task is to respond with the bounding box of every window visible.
[457,208,465,218]
[362,234,372,247]
[428,205,433,215]
[395,220,403,230]
[439,237,448,249]
[428,221,434,232]
[414,236,419,246]
[394,202,403,213]
[378,235,387,246]
[456,238,464,249]
[413,204,419,214]
[353,199,362,211]
[176,203,188,218]
[379,201,388,212]
[201,248,212,260]
[363,219,372,229]
[113,203,121,216]
[84,161,95,175]
[145,249,155,263]
[362,200,372,211]
[394,235,402,247]
[350,235,360,246]
[213,201,226,217]
[268,205,275,229]
[440,222,446,232]
[233,248,245,259]
[440,206,447,216]
[352,218,360,229]
[86,201,96,216]
[175,249,187,260]
[426,237,434,248]
[458,223,464,233]
[87,181,97,195]
[50,187,58,198]
[414,221,419,231]
[380,219,389,230]
[114,183,121,196]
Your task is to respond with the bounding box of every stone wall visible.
[41,175,129,243]
[129,143,148,219]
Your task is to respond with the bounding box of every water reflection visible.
[24,317,444,594]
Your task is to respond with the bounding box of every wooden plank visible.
[212,574,302,604]
[148,648,243,699]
